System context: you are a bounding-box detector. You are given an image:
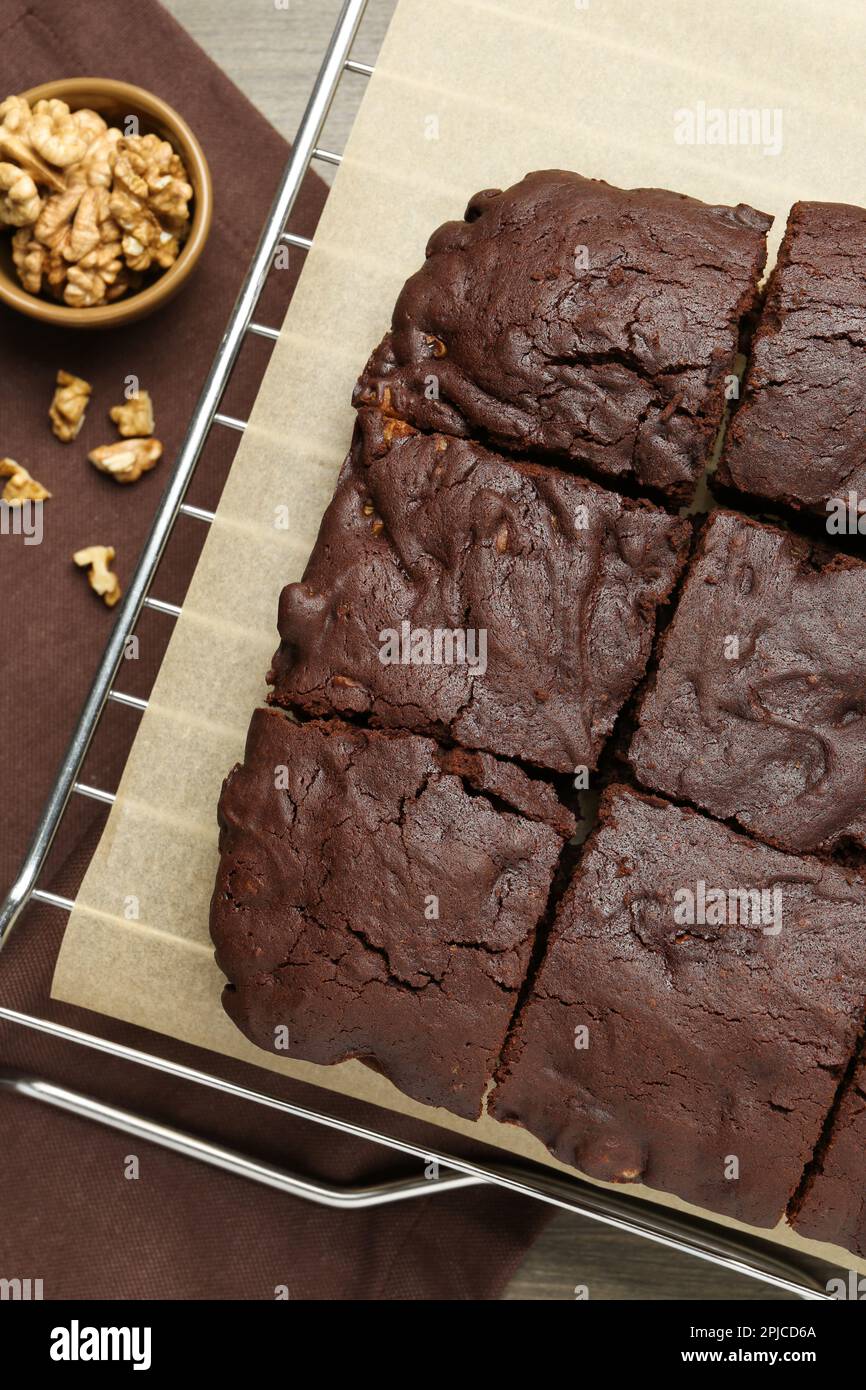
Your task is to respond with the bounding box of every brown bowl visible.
[0,78,213,329]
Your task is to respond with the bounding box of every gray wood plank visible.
[505,1212,801,1301]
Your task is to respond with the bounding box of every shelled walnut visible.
[0,161,41,226]
[89,437,163,483]
[49,369,92,441]
[0,93,193,306]
[0,458,51,503]
[73,545,122,607]
[67,126,121,191]
[0,95,65,198]
[110,134,192,273]
[110,390,155,437]
[29,99,88,168]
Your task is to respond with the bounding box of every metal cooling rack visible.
[0,0,844,1300]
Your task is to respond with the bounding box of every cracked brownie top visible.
[210,710,572,1119]
[269,409,690,774]
[489,785,866,1229]
[718,200,866,515]
[629,510,866,856]
[354,170,771,502]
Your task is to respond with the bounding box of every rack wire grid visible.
[0,0,845,1300]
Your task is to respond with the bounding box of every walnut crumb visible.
[382,417,417,445]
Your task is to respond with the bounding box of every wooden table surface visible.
[160,0,800,1302]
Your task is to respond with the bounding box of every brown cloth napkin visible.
[0,0,549,1299]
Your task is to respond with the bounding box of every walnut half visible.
[89,437,162,484]
[73,545,121,607]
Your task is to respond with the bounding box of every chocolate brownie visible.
[210,710,573,1119]
[629,510,866,856]
[791,1051,866,1255]
[269,409,690,774]
[489,786,866,1229]
[717,201,866,517]
[354,170,771,502]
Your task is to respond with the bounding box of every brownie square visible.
[629,509,866,855]
[210,710,573,1119]
[354,170,771,503]
[269,409,690,774]
[791,1052,866,1256]
[718,201,866,516]
[489,786,866,1229]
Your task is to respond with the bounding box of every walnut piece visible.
[0,95,67,192]
[66,126,120,190]
[0,95,31,137]
[34,184,83,252]
[110,390,155,437]
[29,99,88,168]
[382,417,418,445]
[73,545,121,607]
[11,226,44,292]
[0,458,51,503]
[11,224,67,296]
[50,369,92,442]
[89,437,162,484]
[71,108,108,145]
[0,161,41,226]
[110,134,192,273]
[0,132,65,193]
[64,186,106,261]
[59,187,126,307]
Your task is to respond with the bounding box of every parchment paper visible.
[53,0,866,1274]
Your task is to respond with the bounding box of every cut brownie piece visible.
[718,201,866,516]
[269,409,690,774]
[210,710,573,1119]
[629,509,866,856]
[354,170,771,502]
[489,786,866,1229]
[791,1051,866,1256]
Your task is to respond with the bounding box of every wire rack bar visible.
[179,502,217,522]
[71,783,116,806]
[1,1073,482,1210]
[107,692,148,714]
[142,597,182,617]
[246,322,280,341]
[212,412,248,432]
[30,890,75,913]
